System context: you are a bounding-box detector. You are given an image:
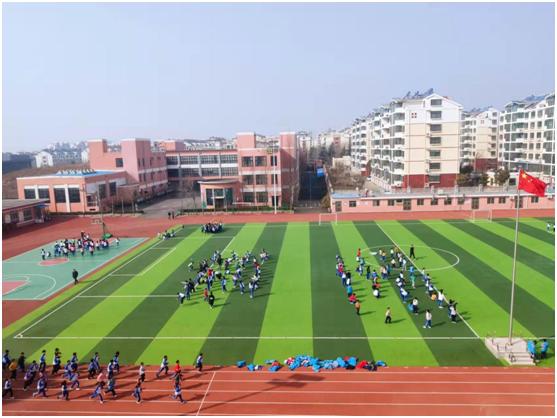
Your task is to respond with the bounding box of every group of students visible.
[527,339,551,361]
[40,231,118,260]
[2,349,204,405]
[201,221,224,233]
[157,229,177,240]
[177,247,269,307]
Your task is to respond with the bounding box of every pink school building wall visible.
[17,172,127,213]
[89,139,168,200]
[331,194,555,213]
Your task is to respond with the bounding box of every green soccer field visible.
[3,218,555,367]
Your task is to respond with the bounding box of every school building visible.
[16,133,300,213]
[2,199,50,232]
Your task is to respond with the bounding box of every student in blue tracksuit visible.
[112,352,120,374]
[2,350,10,371]
[32,376,47,398]
[90,381,104,403]
[156,355,169,378]
[3,378,14,399]
[105,377,117,398]
[132,382,142,404]
[58,380,69,400]
[541,339,550,359]
[39,350,47,373]
[171,382,185,403]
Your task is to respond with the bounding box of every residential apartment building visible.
[164,132,300,209]
[34,149,84,168]
[318,129,350,150]
[349,117,371,175]
[461,107,499,171]
[366,90,462,189]
[498,93,555,184]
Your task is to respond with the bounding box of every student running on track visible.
[171,382,186,403]
[156,355,169,378]
[91,381,105,404]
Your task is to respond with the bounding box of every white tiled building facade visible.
[366,91,462,189]
[461,107,499,171]
[498,93,555,184]
[349,117,371,174]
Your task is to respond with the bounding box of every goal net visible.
[470,209,492,222]
[318,213,338,226]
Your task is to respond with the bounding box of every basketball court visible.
[2,237,145,300]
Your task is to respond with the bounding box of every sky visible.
[2,2,555,152]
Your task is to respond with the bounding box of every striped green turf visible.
[138,223,267,365]
[198,223,287,365]
[332,222,438,366]
[355,222,499,366]
[440,221,554,309]
[446,220,554,280]
[401,220,554,338]
[309,223,372,360]
[496,218,556,245]
[254,223,313,364]
[10,226,197,363]
[3,219,553,367]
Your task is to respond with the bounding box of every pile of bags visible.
[236,354,386,372]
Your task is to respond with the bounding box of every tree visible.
[479,173,489,187]
[456,173,472,187]
[460,164,474,175]
[494,168,510,186]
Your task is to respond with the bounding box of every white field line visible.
[197,371,216,416]
[10,388,554,396]
[1,398,552,408]
[15,240,171,337]
[13,335,555,340]
[1,411,279,417]
[374,222,481,339]
[138,247,177,276]
[5,378,552,385]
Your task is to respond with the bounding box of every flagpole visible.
[508,186,520,344]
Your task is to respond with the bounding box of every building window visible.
[430,111,442,119]
[221,167,238,176]
[431,99,442,106]
[531,196,539,203]
[270,156,278,166]
[429,150,441,158]
[166,156,178,165]
[498,197,506,204]
[10,212,19,223]
[38,188,50,201]
[115,158,123,167]
[487,197,495,204]
[430,137,442,145]
[109,182,117,196]
[23,209,33,221]
[180,155,199,165]
[388,200,395,206]
[349,201,357,207]
[255,175,267,185]
[201,167,220,177]
[206,189,214,206]
[68,188,81,203]
[24,188,36,199]
[243,175,254,185]
[457,197,465,205]
[98,184,107,199]
[182,168,200,177]
[271,174,278,184]
[242,192,254,203]
[431,198,438,206]
[242,157,253,167]
[429,162,441,171]
[417,199,424,206]
[255,156,267,166]
[137,158,141,167]
[54,188,66,203]
[373,200,380,207]
[220,154,237,164]
[200,155,218,164]
[444,198,452,205]
[430,124,442,132]
[256,192,268,203]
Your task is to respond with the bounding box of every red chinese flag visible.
[518,170,547,197]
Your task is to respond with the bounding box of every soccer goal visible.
[470,209,492,222]
[318,212,338,225]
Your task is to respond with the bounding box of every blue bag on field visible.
[247,364,255,371]
[237,360,246,368]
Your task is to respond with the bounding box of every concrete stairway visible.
[485,337,536,366]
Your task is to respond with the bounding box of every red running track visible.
[2,366,554,416]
